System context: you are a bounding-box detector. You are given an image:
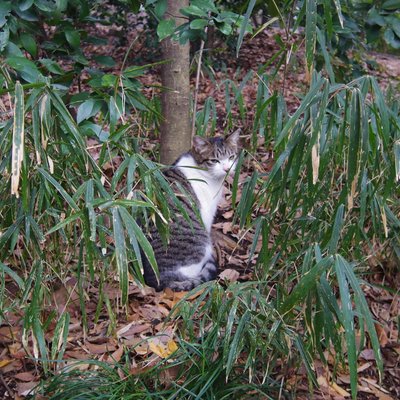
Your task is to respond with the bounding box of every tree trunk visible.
[160,0,191,165]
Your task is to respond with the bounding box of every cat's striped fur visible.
[143,130,240,291]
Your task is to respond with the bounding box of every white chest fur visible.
[175,154,224,232]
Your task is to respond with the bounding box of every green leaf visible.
[191,0,217,13]
[157,19,176,41]
[93,55,116,67]
[154,0,167,18]
[382,0,400,10]
[334,256,357,399]
[0,261,25,290]
[20,33,37,57]
[39,58,64,75]
[384,28,400,49]
[216,21,232,35]
[332,0,344,28]
[45,211,83,236]
[0,2,11,27]
[6,56,41,83]
[50,312,70,362]
[47,90,91,164]
[395,140,400,182]
[279,257,333,315]
[77,99,102,124]
[112,207,129,305]
[337,256,383,381]
[34,0,56,12]
[180,5,208,17]
[37,167,80,211]
[305,0,317,73]
[190,18,208,30]
[328,204,345,254]
[0,25,10,51]
[11,81,25,199]
[80,122,109,141]
[18,0,34,11]
[65,30,80,49]
[100,74,118,87]
[118,207,158,281]
[236,0,255,57]
[347,89,362,193]
[225,310,251,377]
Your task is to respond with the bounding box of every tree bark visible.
[160,0,191,165]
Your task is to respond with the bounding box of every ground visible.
[0,17,399,400]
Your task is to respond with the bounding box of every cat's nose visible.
[223,164,230,172]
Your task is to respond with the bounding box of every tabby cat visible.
[143,130,240,291]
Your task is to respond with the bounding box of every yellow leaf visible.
[149,339,178,359]
[0,359,13,368]
[167,339,178,354]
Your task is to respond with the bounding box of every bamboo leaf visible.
[37,167,80,211]
[305,0,317,75]
[338,255,384,381]
[395,139,400,182]
[347,88,362,210]
[45,211,83,235]
[118,207,158,280]
[0,261,25,290]
[226,310,250,377]
[280,257,333,315]
[334,256,357,399]
[112,207,128,304]
[328,204,345,254]
[236,0,256,57]
[11,81,25,198]
[51,312,70,362]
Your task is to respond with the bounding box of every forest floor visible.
[1,18,400,400]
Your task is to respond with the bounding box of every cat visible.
[143,130,240,291]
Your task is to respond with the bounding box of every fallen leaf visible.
[110,345,124,363]
[219,269,240,283]
[330,381,350,397]
[84,341,116,355]
[360,349,375,360]
[148,338,178,359]
[17,380,38,397]
[117,322,152,339]
[0,358,13,368]
[14,371,36,382]
[375,323,389,347]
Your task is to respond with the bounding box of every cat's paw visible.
[168,279,201,292]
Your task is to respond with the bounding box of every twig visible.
[191,22,209,138]
[0,371,14,398]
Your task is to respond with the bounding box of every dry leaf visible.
[84,341,116,355]
[17,381,37,397]
[0,358,13,368]
[219,269,240,283]
[14,372,36,382]
[330,381,350,397]
[148,338,178,359]
[375,323,389,347]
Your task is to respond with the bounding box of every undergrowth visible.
[1,2,400,399]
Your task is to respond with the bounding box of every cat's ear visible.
[192,136,211,155]
[225,129,241,147]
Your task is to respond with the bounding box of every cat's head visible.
[191,129,241,179]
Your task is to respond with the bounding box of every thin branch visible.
[191,24,209,138]
[0,371,14,398]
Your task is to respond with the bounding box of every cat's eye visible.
[209,159,219,164]
[229,155,235,160]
